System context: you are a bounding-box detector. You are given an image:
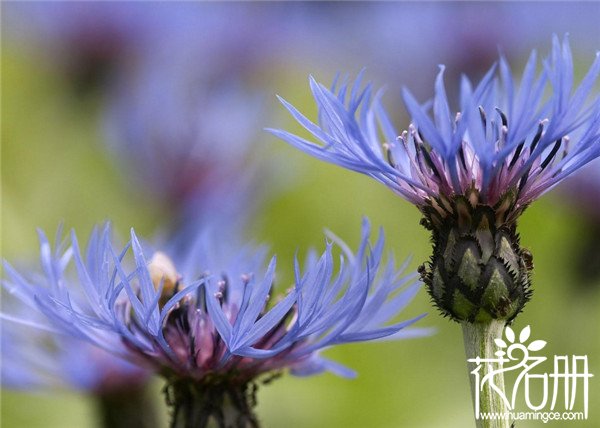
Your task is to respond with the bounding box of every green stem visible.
[96,385,159,428]
[165,377,260,428]
[462,320,512,428]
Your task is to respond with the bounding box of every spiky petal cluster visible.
[1,233,150,393]
[2,220,426,385]
[271,36,600,216]
[271,36,600,323]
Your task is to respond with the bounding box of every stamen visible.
[420,146,442,180]
[495,107,508,128]
[458,145,468,170]
[414,147,433,180]
[509,141,525,169]
[478,106,487,130]
[540,139,562,170]
[383,143,396,167]
[530,119,548,154]
[510,120,546,170]
[518,170,529,193]
[490,119,498,147]
[219,275,229,301]
[411,131,441,181]
[398,134,410,154]
[561,136,571,160]
[197,286,207,312]
[499,125,508,149]
[409,125,424,145]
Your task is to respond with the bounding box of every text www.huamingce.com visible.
[479,411,586,424]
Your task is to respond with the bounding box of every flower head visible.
[272,36,600,217]
[2,220,426,414]
[271,36,600,323]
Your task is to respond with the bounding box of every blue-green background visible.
[2,2,600,427]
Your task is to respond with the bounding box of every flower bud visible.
[419,189,533,323]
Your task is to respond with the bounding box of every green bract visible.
[420,188,532,323]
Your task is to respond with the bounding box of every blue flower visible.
[104,52,266,224]
[270,36,600,324]
[1,315,149,393]
[270,36,600,216]
[2,220,427,383]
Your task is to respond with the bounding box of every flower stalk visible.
[462,320,511,428]
[164,377,259,428]
[96,385,159,428]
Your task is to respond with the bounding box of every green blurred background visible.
[2,2,600,427]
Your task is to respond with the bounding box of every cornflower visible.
[270,35,600,428]
[271,35,600,323]
[3,220,427,427]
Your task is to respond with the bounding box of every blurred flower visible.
[1,315,148,393]
[104,53,265,225]
[4,2,154,94]
[1,322,157,428]
[271,36,600,323]
[100,3,294,232]
[4,2,284,96]
[2,246,157,428]
[3,220,427,427]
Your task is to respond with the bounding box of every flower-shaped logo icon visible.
[494,325,547,359]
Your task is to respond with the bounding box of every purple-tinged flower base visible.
[272,36,600,323]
